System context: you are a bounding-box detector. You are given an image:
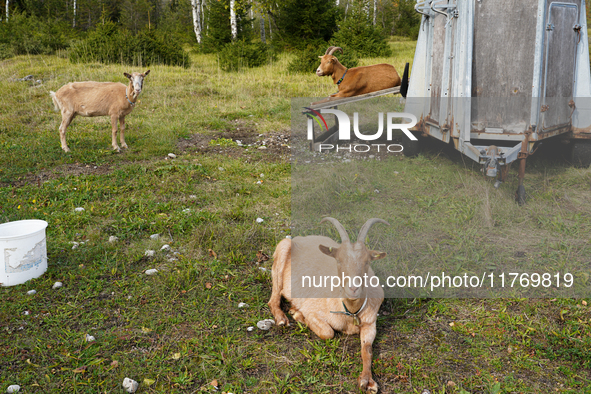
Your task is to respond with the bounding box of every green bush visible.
[331,7,392,58]
[218,41,277,72]
[199,0,253,53]
[394,0,421,39]
[274,0,340,50]
[0,13,73,57]
[287,44,359,74]
[69,22,190,67]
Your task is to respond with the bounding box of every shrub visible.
[69,22,190,67]
[331,7,392,58]
[200,0,253,53]
[218,41,277,72]
[274,0,340,50]
[287,44,358,74]
[0,13,73,57]
[393,0,421,39]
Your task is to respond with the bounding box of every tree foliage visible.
[273,0,340,50]
[331,4,391,58]
[69,22,190,67]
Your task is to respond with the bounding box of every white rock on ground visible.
[52,282,63,289]
[238,302,248,308]
[145,269,158,275]
[74,207,85,212]
[150,234,160,240]
[257,319,275,331]
[256,218,264,223]
[145,250,155,257]
[27,290,36,295]
[246,326,254,332]
[85,334,95,342]
[6,385,20,393]
[122,378,139,393]
[160,244,171,251]
[108,236,118,243]
[167,153,177,159]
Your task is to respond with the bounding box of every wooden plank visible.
[308,86,401,110]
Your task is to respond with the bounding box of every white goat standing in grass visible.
[50,70,150,152]
[268,217,388,393]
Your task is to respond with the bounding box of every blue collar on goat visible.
[330,297,368,326]
[336,68,348,85]
[126,93,136,107]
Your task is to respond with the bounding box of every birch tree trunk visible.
[73,0,76,27]
[191,0,202,44]
[336,0,339,5]
[230,0,237,40]
[5,0,8,21]
[373,0,377,25]
[344,0,349,20]
[260,15,266,43]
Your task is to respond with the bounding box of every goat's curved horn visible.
[324,46,336,55]
[320,217,350,243]
[328,47,343,56]
[357,218,389,243]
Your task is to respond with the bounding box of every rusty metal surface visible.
[540,1,580,131]
[471,0,537,133]
[429,13,447,124]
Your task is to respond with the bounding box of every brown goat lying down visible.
[50,70,150,152]
[316,46,401,99]
[268,217,388,393]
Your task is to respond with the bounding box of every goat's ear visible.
[123,72,132,79]
[319,244,337,258]
[318,56,323,59]
[143,70,150,77]
[369,250,387,261]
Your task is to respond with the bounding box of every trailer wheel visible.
[401,134,421,157]
[571,140,591,168]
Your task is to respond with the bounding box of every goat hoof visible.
[113,146,121,153]
[62,147,71,153]
[122,143,128,149]
[359,376,378,393]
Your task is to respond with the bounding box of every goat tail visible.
[400,62,409,98]
[49,91,60,112]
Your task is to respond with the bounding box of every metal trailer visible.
[405,0,591,203]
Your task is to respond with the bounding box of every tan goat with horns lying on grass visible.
[316,46,401,99]
[50,70,150,152]
[268,217,388,393]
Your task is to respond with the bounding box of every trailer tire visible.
[401,134,421,158]
[571,140,591,168]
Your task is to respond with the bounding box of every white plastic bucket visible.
[0,220,48,287]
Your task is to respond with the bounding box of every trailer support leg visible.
[515,157,527,206]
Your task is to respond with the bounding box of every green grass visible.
[1,38,591,393]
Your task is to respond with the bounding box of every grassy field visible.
[1,38,591,393]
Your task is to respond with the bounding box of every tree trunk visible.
[336,0,339,5]
[260,15,266,44]
[191,0,202,44]
[5,0,8,21]
[73,0,76,27]
[267,11,272,39]
[230,0,237,40]
[373,0,377,25]
[344,0,349,20]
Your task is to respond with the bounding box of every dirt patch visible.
[177,127,291,162]
[0,163,113,188]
